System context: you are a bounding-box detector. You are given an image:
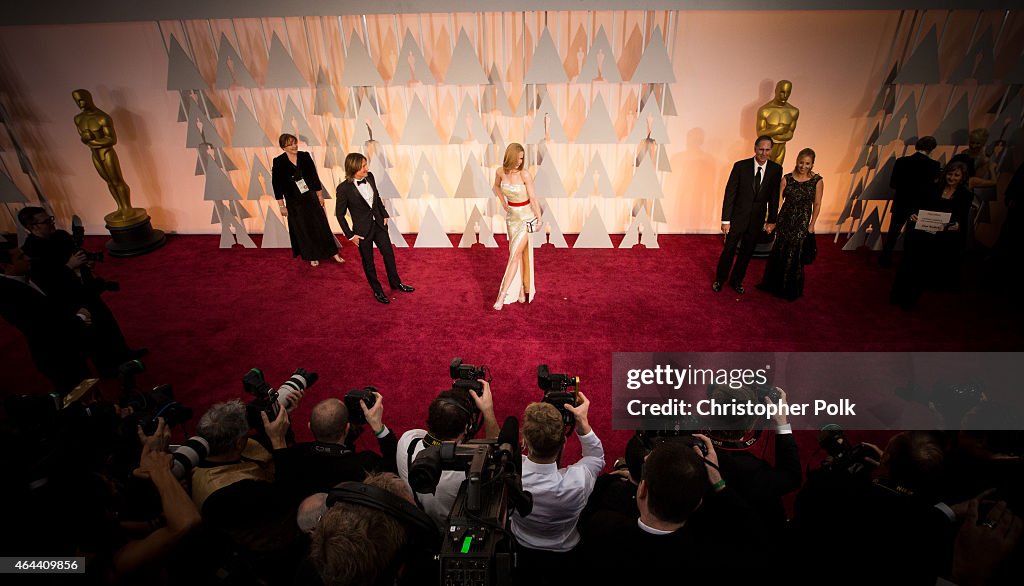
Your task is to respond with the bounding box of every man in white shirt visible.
[512,391,603,583]
[396,381,499,528]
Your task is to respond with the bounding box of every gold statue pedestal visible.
[104,209,166,257]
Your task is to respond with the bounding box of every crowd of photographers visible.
[1,356,1021,585]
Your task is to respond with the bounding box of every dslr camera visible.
[344,386,378,425]
[537,364,580,427]
[242,367,317,431]
[71,219,119,292]
[754,383,782,404]
[818,424,877,476]
[449,358,488,392]
[119,360,192,435]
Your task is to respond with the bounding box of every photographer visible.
[17,206,143,377]
[397,380,499,528]
[512,392,604,584]
[280,393,398,497]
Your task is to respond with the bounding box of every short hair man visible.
[880,136,941,266]
[396,381,499,528]
[713,136,783,294]
[334,153,414,304]
[512,392,604,582]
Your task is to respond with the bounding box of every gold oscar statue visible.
[756,80,800,165]
[73,89,164,256]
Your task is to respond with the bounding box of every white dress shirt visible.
[511,430,605,551]
[356,179,374,208]
[396,429,465,529]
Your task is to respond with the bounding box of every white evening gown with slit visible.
[499,182,536,306]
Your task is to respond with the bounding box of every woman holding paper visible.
[890,161,972,309]
[492,143,543,310]
[271,133,343,267]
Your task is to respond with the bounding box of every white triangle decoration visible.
[352,99,392,145]
[525,100,568,144]
[533,204,568,248]
[620,211,658,248]
[247,155,274,200]
[201,91,223,119]
[578,27,622,83]
[458,206,498,248]
[186,101,224,148]
[391,30,435,85]
[630,26,675,83]
[578,152,615,198]
[341,33,384,87]
[400,96,443,144]
[413,206,452,247]
[525,29,568,84]
[387,212,408,248]
[215,200,257,248]
[626,98,671,144]
[652,199,667,223]
[231,98,272,148]
[623,158,663,199]
[369,159,401,199]
[877,95,919,145]
[264,34,308,88]
[259,205,291,248]
[661,85,678,116]
[575,206,614,248]
[859,155,897,200]
[657,146,672,172]
[454,152,491,198]
[280,97,319,146]
[843,208,882,250]
[445,30,488,85]
[449,95,490,144]
[575,94,618,144]
[167,36,206,90]
[215,33,257,89]
[532,154,567,198]
[483,65,515,116]
[314,68,343,117]
[408,153,448,198]
[203,162,242,201]
[0,170,28,202]
[231,200,251,220]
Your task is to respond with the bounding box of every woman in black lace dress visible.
[758,148,823,300]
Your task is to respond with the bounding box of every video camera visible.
[450,358,489,392]
[818,424,877,476]
[242,367,317,432]
[537,364,579,428]
[344,386,378,425]
[119,360,192,435]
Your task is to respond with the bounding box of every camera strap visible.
[310,442,354,458]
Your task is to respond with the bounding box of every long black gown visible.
[271,151,339,261]
[759,173,819,300]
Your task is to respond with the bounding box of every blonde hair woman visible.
[492,143,543,310]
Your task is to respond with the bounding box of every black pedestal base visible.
[106,216,166,257]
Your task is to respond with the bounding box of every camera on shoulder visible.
[537,364,580,427]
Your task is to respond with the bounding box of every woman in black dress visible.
[890,161,973,309]
[758,147,823,300]
[271,133,343,267]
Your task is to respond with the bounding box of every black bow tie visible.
[356,179,367,185]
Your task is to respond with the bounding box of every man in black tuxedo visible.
[335,153,414,304]
[879,136,940,267]
[0,245,90,393]
[714,135,783,294]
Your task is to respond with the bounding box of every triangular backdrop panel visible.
[525,99,568,143]
[203,162,242,201]
[400,96,444,145]
[387,210,409,248]
[0,170,29,202]
[409,153,449,198]
[215,33,257,89]
[532,154,568,198]
[988,94,1024,140]
[458,206,499,248]
[259,205,291,248]
[247,155,274,199]
[231,200,251,220]
[575,94,618,144]
[623,158,664,199]
[842,208,882,250]
[620,211,658,248]
[231,98,273,148]
[185,101,225,148]
[341,33,385,87]
[281,97,320,146]
[201,91,222,119]
[445,29,488,85]
[533,204,568,248]
[525,29,568,84]
[858,155,897,200]
[868,85,891,117]
[167,36,206,90]
[265,33,308,88]
[391,30,435,85]
[626,97,671,144]
[413,206,453,247]
[630,26,675,83]
[578,27,622,83]
[454,153,492,198]
[352,99,392,145]
[578,152,615,198]
[574,206,614,248]
[893,27,941,85]
[657,145,672,172]
[651,199,667,223]
[877,95,919,145]
[933,94,971,145]
[369,158,402,199]
[449,95,490,144]
[314,69,344,117]
[947,29,995,85]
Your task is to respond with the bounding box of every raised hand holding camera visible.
[565,391,591,435]
[360,391,385,435]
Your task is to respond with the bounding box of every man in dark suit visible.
[879,136,940,267]
[335,153,414,304]
[0,245,90,393]
[714,135,783,294]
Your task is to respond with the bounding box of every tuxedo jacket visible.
[335,172,389,239]
[721,157,783,232]
[0,275,86,373]
[271,151,324,201]
[889,152,940,212]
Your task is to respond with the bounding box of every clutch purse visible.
[525,218,541,233]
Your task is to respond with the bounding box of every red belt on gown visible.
[508,200,530,207]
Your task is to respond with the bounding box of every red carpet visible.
[2,234,1021,463]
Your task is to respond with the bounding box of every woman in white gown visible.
[493,143,543,310]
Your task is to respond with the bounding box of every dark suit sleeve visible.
[766,164,782,224]
[335,183,354,239]
[300,152,324,192]
[270,155,290,201]
[368,173,390,220]
[722,162,741,222]
[375,430,398,474]
[889,157,905,191]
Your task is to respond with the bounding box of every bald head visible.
[310,398,349,443]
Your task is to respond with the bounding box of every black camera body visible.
[118,360,192,434]
[538,365,580,427]
[70,221,119,292]
[450,358,486,392]
[819,424,875,476]
[754,384,782,404]
[344,386,378,425]
[243,367,317,431]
